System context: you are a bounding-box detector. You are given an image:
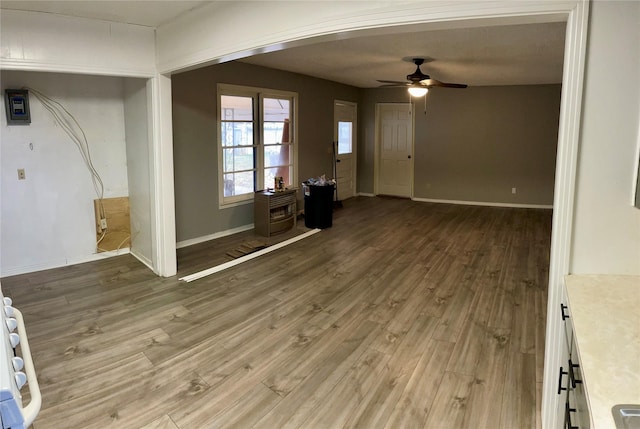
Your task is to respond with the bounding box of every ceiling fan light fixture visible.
[408,86,428,97]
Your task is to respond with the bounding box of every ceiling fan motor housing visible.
[407,58,429,82]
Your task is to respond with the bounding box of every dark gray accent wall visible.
[172,62,359,242]
[359,84,561,206]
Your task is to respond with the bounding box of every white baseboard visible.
[180,228,321,282]
[357,192,376,197]
[176,224,255,249]
[0,248,131,278]
[411,197,553,209]
[130,249,154,272]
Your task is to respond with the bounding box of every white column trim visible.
[149,74,177,277]
[541,1,590,428]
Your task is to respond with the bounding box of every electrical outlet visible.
[512,187,517,194]
[17,169,26,180]
[100,218,108,229]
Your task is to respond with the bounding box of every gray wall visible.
[359,84,562,205]
[172,61,359,242]
[1,71,130,275]
[570,0,640,274]
[173,61,561,243]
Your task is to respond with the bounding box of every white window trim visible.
[217,83,298,208]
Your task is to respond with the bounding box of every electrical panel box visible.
[4,89,31,125]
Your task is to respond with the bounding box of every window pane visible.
[263,121,286,144]
[221,95,253,121]
[338,121,352,154]
[223,171,255,197]
[264,144,291,168]
[223,147,255,173]
[221,122,253,147]
[264,98,290,145]
[263,98,290,122]
[219,90,296,204]
[264,166,292,189]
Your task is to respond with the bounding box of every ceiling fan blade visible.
[421,78,467,88]
[377,80,407,85]
[436,82,468,89]
[379,60,467,90]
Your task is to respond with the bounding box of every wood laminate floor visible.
[1,197,552,429]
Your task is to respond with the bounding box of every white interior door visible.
[334,101,357,200]
[376,103,413,197]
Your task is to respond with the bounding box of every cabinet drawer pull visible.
[565,401,579,429]
[561,303,570,320]
[558,366,569,394]
[569,359,583,388]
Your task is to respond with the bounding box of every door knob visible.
[408,155,412,159]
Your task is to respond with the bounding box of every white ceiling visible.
[240,22,566,88]
[0,1,567,88]
[0,0,210,27]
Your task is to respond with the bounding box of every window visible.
[218,85,297,206]
[337,121,353,154]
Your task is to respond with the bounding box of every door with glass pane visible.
[334,100,357,200]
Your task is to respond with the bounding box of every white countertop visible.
[565,275,640,429]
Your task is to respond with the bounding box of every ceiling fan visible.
[378,58,467,96]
